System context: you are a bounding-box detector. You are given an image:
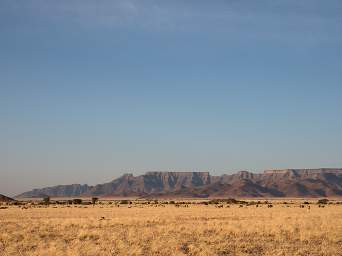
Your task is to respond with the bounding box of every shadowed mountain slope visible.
[0,194,16,202]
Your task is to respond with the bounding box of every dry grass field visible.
[0,200,341,256]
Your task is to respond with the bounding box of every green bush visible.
[317,199,329,204]
[43,196,50,205]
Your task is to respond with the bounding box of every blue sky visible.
[1,0,342,196]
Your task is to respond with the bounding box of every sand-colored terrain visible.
[0,200,341,255]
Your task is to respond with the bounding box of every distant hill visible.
[16,169,342,198]
[0,194,15,202]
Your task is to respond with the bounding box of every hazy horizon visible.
[1,0,342,196]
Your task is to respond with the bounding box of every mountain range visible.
[15,168,342,198]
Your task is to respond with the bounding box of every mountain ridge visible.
[0,194,16,202]
[15,168,342,198]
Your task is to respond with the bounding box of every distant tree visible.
[92,197,99,206]
[43,196,50,206]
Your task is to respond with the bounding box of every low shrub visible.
[317,199,329,205]
[72,199,83,204]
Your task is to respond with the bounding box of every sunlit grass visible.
[0,201,341,255]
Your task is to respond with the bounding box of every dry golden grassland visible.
[0,200,341,256]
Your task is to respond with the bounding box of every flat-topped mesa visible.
[264,169,289,174]
[264,168,342,175]
[236,170,256,179]
[145,171,210,181]
[145,171,210,176]
[144,171,211,189]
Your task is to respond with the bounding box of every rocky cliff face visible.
[15,169,342,198]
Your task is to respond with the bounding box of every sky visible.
[1,0,342,196]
